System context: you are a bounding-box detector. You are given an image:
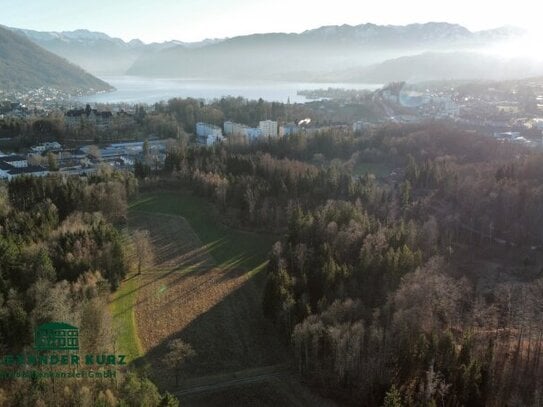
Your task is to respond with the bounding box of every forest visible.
[0,168,178,406]
[150,121,543,406]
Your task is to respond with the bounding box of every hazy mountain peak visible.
[289,21,488,49]
[60,29,112,41]
[474,25,527,40]
[128,38,145,47]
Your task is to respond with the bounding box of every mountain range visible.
[11,27,224,75]
[126,23,526,81]
[2,22,538,92]
[0,25,112,94]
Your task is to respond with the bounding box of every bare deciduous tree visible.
[162,339,196,386]
[133,230,154,275]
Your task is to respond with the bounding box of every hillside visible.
[328,52,543,83]
[0,25,112,93]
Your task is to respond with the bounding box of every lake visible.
[77,76,382,104]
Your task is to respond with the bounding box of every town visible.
[299,79,543,145]
[2,78,543,182]
[0,116,300,180]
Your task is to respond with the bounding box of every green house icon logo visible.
[34,322,79,351]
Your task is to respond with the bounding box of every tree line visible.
[0,171,178,406]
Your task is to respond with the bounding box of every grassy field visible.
[114,190,285,387]
[129,190,275,270]
[109,189,337,405]
[109,274,143,360]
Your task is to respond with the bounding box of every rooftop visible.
[1,155,26,162]
[197,122,222,130]
[0,162,13,171]
[66,108,113,119]
[8,166,47,175]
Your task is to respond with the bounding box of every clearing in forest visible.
[126,191,286,385]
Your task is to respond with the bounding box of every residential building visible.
[196,122,223,145]
[194,133,220,146]
[0,155,27,168]
[530,118,543,130]
[352,121,365,132]
[279,123,299,137]
[259,120,278,137]
[224,120,265,140]
[65,105,113,130]
[494,131,521,140]
[224,121,250,136]
[31,141,62,153]
[243,127,263,140]
[115,110,136,127]
[0,155,47,180]
[223,120,235,135]
[0,162,12,179]
[196,122,222,137]
[6,166,49,180]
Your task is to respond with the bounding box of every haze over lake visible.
[77,76,382,104]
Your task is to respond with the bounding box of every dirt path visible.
[173,364,338,407]
[173,364,290,396]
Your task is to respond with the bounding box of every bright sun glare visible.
[484,30,543,61]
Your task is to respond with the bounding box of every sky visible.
[1,0,541,43]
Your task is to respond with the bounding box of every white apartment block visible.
[196,122,224,145]
[259,120,278,137]
[196,122,223,138]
